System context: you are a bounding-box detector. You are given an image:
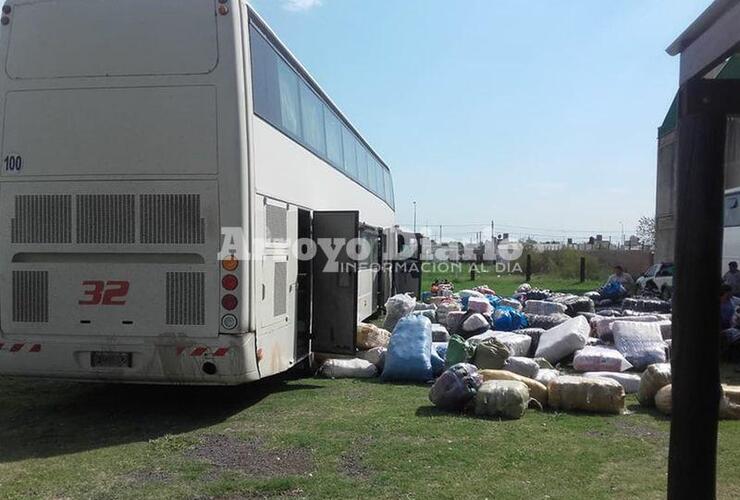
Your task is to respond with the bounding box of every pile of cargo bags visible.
[318,284,740,420]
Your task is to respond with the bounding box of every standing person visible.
[723,261,740,296]
[720,284,736,330]
[605,265,635,295]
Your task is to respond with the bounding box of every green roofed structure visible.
[654,53,740,263]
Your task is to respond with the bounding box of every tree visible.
[636,216,656,246]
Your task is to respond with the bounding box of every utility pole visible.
[439,225,443,242]
[413,201,417,233]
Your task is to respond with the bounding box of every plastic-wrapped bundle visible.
[412,309,436,323]
[383,293,417,332]
[467,296,493,315]
[415,302,436,312]
[431,323,450,343]
[524,290,551,301]
[462,313,491,336]
[533,357,554,369]
[595,308,622,317]
[430,346,445,377]
[592,315,662,342]
[499,298,523,311]
[654,384,740,419]
[548,375,625,414]
[320,358,378,379]
[578,312,598,323]
[573,346,633,372]
[534,316,590,364]
[622,297,671,314]
[433,342,448,361]
[357,347,386,369]
[475,286,497,295]
[535,368,560,387]
[479,369,548,407]
[724,384,740,405]
[514,328,546,357]
[436,301,461,325]
[459,289,485,300]
[471,338,511,370]
[445,334,474,368]
[612,321,666,370]
[657,320,672,340]
[637,363,671,406]
[381,315,433,382]
[582,372,641,394]
[474,380,530,419]
[525,313,571,330]
[550,294,595,316]
[467,330,495,345]
[493,306,529,331]
[445,310,467,335]
[428,363,483,410]
[356,323,391,350]
[491,332,532,357]
[524,300,567,316]
[503,356,540,379]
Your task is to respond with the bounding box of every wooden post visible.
[579,257,586,283]
[667,83,725,500]
[525,254,531,282]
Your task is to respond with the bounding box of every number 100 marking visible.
[3,154,22,172]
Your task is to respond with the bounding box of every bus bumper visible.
[0,333,261,385]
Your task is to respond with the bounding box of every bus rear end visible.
[0,0,256,384]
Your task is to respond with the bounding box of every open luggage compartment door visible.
[393,231,422,298]
[311,211,359,354]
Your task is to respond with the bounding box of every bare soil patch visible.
[187,435,314,478]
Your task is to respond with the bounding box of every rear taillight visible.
[221,294,238,311]
[222,274,238,291]
[222,256,239,272]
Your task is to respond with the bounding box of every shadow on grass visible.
[0,372,322,463]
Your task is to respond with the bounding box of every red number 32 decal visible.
[79,281,130,306]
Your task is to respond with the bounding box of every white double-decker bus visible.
[0,0,409,384]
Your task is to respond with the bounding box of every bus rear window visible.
[6,0,218,79]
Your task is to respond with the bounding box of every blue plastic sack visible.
[600,280,626,300]
[431,348,445,377]
[493,306,529,332]
[433,342,448,361]
[486,294,502,309]
[381,315,433,382]
[461,295,470,311]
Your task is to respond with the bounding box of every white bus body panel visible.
[0,1,396,384]
[251,119,394,228]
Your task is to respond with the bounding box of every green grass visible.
[1,370,739,499]
[1,274,737,499]
[421,266,603,297]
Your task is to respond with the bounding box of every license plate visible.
[91,351,132,368]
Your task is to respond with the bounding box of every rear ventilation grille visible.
[11,195,72,244]
[76,194,135,244]
[141,194,205,244]
[266,205,287,241]
[274,261,287,317]
[166,272,205,325]
[12,271,49,323]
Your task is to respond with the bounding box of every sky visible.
[251,0,711,243]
